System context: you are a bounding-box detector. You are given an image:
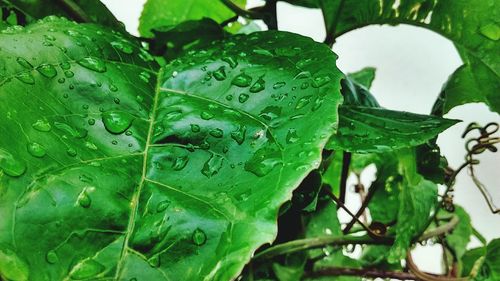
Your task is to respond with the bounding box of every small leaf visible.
[388,149,438,263]
[442,206,473,261]
[327,106,460,153]
[348,67,376,89]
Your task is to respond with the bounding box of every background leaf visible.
[139,0,246,37]
[299,0,500,115]
[0,0,123,29]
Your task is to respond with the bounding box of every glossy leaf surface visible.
[0,18,342,280]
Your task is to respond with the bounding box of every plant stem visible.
[253,235,389,261]
[306,267,418,280]
[338,151,351,206]
[253,215,459,261]
[262,0,278,30]
[323,0,345,47]
[55,0,91,22]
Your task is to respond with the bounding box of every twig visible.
[55,0,91,22]
[306,266,418,280]
[343,178,378,234]
[406,252,468,281]
[323,187,379,237]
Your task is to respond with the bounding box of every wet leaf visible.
[0,19,342,280]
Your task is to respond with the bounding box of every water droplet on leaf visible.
[16,57,32,69]
[77,57,106,73]
[230,125,246,145]
[36,64,57,78]
[15,72,35,84]
[172,156,189,171]
[244,146,282,177]
[0,149,27,177]
[102,111,134,134]
[209,128,223,138]
[77,189,91,208]
[192,228,207,246]
[27,142,46,158]
[250,77,265,93]
[213,66,226,81]
[201,154,224,178]
[32,119,51,132]
[231,73,252,87]
[238,93,249,103]
[200,111,214,120]
[45,250,58,264]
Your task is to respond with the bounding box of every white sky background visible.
[102,0,500,274]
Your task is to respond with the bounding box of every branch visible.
[253,215,459,261]
[306,267,418,280]
[55,0,91,22]
[253,235,390,261]
[219,0,265,19]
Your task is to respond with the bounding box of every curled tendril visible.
[462,122,500,214]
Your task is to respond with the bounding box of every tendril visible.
[462,122,500,214]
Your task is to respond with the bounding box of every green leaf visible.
[347,67,376,90]
[0,0,123,29]
[388,149,438,263]
[0,18,342,280]
[148,18,225,62]
[139,0,246,37]
[476,239,500,281]
[367,155,401,225]
[461,247,486,277]
[360,245,402,270]
[315,0,500,114]
[341,79,380,108]
[442,206,472,261]
[327,106,459,153]
[433,55,500,115]
[0,244,29,281]
[308,251,362,281]
[321,151,343,196]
